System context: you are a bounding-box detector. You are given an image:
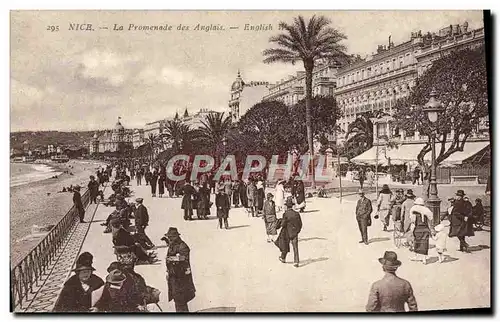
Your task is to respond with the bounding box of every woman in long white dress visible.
[274,180,285,212]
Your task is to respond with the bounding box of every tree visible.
[162,119,195,154]
[236,100,295,159]
[145,133,160,161]
[289,95,343,153]
[393,45,488,197]
[198,112,232,163]
[344,111,375,159]
[263,15,349,188]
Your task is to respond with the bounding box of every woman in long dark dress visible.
[232,180,240,207]
[239,180,248,208]
[158,173,166,198]
[409,198,433,265]
[150,170,158,197]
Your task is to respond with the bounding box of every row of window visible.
[338,52,416,87]
[337,83,412,105]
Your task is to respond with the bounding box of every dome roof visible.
[115,118,125,131]
[231,70,244,91]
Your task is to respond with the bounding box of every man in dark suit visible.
[73,185,85,223]
[87,175,100,204]
[181,181,196,221]
[449,190,474,252]
[277,196,302,267]
[134,198,154,248]
[356,189,372,245]
[366,251,418,312]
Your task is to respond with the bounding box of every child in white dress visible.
[433,218,451,263]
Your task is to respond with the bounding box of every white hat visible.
[414,197,425,206]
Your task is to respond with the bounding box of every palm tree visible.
[162,119,195,153]
[198,112,232,164]
[263,15,348,188]
[145,133,160,161]
[344,113,374,159]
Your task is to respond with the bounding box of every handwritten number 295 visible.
[47,25,59,32]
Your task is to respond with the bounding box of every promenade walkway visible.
[47,180,490,312]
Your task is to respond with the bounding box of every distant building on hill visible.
[228,70,270,122]
[89,118,133,154]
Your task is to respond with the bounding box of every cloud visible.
[11,79,46,110]
[78,49,142,87]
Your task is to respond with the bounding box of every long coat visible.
[73,191,85,217]
[449,199,475,237]
[158,175,166,195]
[134,204,149,227]
[274,183,285,209]
[401,198,415,233]
[150,172,158,194]
[366,273,418,312]
[216,193,230,219]
[181,184,196,210]
[166,239,196,304]
[197,186,211,217]
[356,197,373,221]
[53,274,104,312]
[294,181,305,204]
[239,182,248,208]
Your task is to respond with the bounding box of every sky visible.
[10,10,485,132]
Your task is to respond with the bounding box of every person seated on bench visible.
[110,219,157,265]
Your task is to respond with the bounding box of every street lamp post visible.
[423,89,443,226]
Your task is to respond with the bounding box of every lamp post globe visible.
[423,89,443,225]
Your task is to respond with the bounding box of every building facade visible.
[262,63,338,107]
[336,22,485,145]
[182,108,219,129]
[228,71,270,122]
[90,118,134,153]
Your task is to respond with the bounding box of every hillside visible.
[10,131,96,150]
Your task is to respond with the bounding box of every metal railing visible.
[10,189,90,310]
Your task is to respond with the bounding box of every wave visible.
[10,163,62,188]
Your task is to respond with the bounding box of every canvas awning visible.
[351,141,490,166]
[350,146,390,166]
[385,141,490,166]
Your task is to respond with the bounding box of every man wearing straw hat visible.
[366,251,418,312]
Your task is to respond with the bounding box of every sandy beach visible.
[10,159,107,267]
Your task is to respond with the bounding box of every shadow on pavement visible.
[299,257,329,267]
[301,210,320,214]
[197,306,237,313]
[299,237,327,242]
[368,237,391,243]
[469,245,490,252]
[229,225,250,230]
[443,255,459,263]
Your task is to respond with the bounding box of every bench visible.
[450,175,479,185]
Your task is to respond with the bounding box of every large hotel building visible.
[229,22,488,164]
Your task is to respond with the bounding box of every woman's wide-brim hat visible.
[414,197,425,206]
[72,263,95,272]
[267,193,274,198]
[165,227,180,237]
[405,189,415,197]
[382,184,390,190]
[378,251,401,267]
[456,190,466,197]
[106,269,127,284]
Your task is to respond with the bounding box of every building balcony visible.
[336,65,417,95]
[415,28,484,59]
[314,77,335,86]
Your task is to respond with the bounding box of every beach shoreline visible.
[10,159,108,267]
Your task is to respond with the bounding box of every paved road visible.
[78,180,490,312]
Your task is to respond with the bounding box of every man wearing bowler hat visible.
[356,189,372,245]
[449,190,474,252]
[134,198,154,249]
[275,196,302,267]
[162,227,196,312]
[366,251,418,312]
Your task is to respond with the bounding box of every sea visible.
[10,162,63,188]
